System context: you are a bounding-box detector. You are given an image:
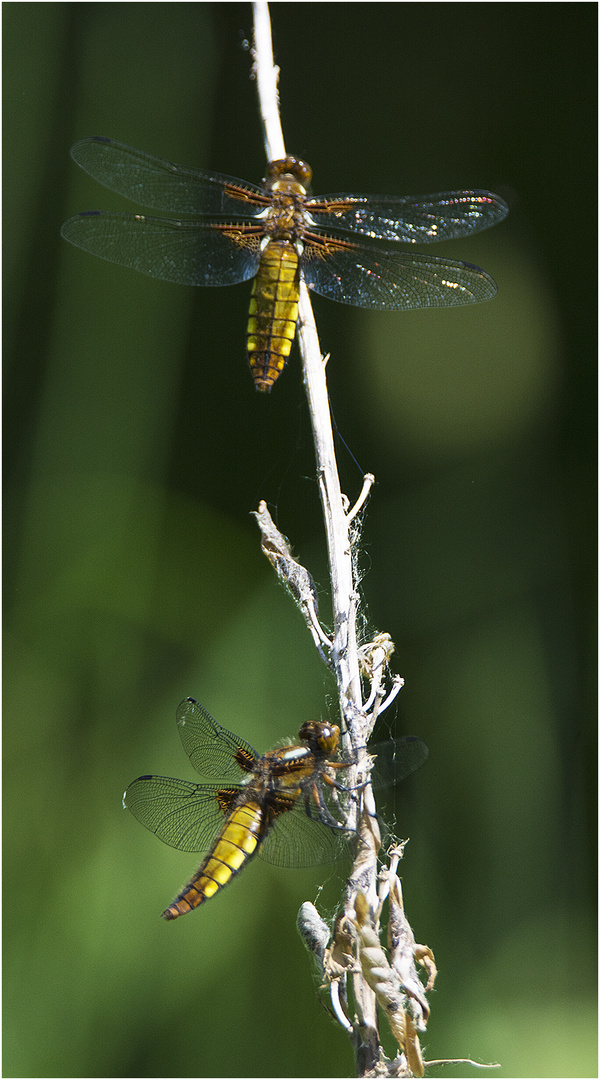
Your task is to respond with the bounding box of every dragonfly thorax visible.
[278,744,312,764]
[261,187,308,242]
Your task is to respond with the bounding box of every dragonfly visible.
[123,697,429,919]
[61,136,508,391]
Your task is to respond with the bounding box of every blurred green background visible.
[4,3,596,1077]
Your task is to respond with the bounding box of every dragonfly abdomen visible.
[162,800,264,919]
[247,240,300,392]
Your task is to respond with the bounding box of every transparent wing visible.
[302,233,497,309]
[369,736,430,789]
[306,190,508,243]
[69,136,269,215]
[124,773,348,866]
[258,801,351,868]
[175,698,259,780]
[123,774,240,852]
[60,212,261,286]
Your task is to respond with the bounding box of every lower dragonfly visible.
[123,697,429,919]
[61,136,508,391]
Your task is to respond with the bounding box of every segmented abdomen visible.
[162,801,264,919]
[247,240,300,392]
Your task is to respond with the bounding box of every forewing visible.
[306,190,508,243]
[123,774,239,852]
[70,136,269,215]
[60,212,261,286]
[258,802,351,869]
[175,697,259,780]
[370,736,430,790]
[302,233,498,309]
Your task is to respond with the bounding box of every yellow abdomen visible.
[162,801,263,919]
[247,240,300,392]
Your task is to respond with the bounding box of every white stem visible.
[252,1,285,160]
[297,284,364,730]
[252,4,383,1071]
[252,0,364,740]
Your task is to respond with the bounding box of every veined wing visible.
[369,736,430,789]
[176,698,259,780]
[123,775,240,852]
[306,190,508,243]
[60,213,262,286]
[258,799,351,869]
[124,772,348,867]
[69,136,270,216]
[302,232,498,309]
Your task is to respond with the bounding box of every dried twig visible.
[251,2,415,1073]
[250,4,492,1076]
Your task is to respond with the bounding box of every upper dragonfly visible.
[61,137,508,391]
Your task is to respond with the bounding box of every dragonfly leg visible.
[309,780,356,831]
[320,766,368,795]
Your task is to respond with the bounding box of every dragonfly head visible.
[298,720,340,758]
[264,156,313,195]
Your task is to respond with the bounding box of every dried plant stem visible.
[250,2,393,1073]
[251,0,285,161]
[251,5,446,1076]
[251,0,363,744]
[297,291,364,718]
[250,2,360,714]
